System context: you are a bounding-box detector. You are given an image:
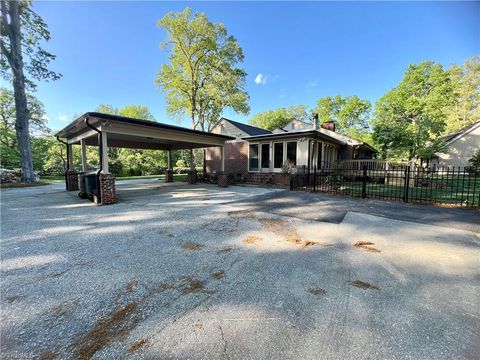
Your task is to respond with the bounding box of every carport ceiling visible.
[55,112,235,150]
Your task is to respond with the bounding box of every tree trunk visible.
[6,1,35,182]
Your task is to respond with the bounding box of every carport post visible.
[187,148,197,184]
[80,139,87,172]
[67,143,73,171]
[221,145,225,172]
[165,149,173,182]
[101,132,109,174]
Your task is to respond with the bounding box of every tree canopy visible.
[445,56,480,133]
[248,105,310,131]
[156,8,249,131]
[372,61,455,159]
[316,95,372,142]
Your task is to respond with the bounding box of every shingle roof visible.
[440,120,480,145]
[219,118,272,136]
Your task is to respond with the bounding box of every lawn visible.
[334,176,480,206]
[40,173,189,183]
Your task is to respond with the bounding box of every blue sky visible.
[28,1,479,131]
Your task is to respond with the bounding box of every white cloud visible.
[58,114,69,122]
[254,73,279,85]
[306,81,318,88]
[279,88,287,98]
[254,73,268,85]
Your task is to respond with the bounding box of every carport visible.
[55,112,234,205]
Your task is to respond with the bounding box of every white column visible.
[80,139,87,172]
[101,131,109,173]
[67,144,73,171]
[220,145,225,172]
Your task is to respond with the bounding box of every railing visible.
[290,164,480,208]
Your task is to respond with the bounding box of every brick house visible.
[206,118,376,184]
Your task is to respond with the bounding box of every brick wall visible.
[99,173,116,205]
[66,171,79,191]
[205,140,248,178]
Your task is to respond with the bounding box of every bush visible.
[469,149,480,169]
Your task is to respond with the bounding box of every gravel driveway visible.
[1,180,479,359]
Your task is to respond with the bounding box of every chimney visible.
[313,114,318,130]
[321,121,336,132]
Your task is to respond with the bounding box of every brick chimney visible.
[313,114,318,130]
[321,121,336,132]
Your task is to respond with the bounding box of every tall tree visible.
[372,61,454,160]
[445,56,480,133]
[156,8,249,132]
[1,0,60,182]
[248,105,310,131]
[0,87,47,168]
[316,95,372,141]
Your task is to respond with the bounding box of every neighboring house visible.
[432,120,480,168]
[206,118,376,184]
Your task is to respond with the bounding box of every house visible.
[432,120,480,168]
[205,118,377,184]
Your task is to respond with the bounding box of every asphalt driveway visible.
[1,179,479,359]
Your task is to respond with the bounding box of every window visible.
[286,141,297,165]
[249,144,259,171]
[274,142,284,168]
[261,144,270,168]
[317,142,323,168]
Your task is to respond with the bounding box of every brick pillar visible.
[165,169,173,183]
[77,172,87,197]
[66,170,79,191]
[99,173,116,205]
[187,170,197,184]
[217,172,228,187]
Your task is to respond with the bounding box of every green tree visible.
[445,56,480,133]
[372,61,455,160]
[156,8,249,132]
[0,87,48,168]
[316,95,372,141]
[1,0,61,182]
[248,105,310,131]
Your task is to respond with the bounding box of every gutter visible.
[85,116,102,203]
[56,135,70,190]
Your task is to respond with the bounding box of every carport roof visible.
[55,112,235,150]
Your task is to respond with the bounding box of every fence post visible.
[404,166,411,203]
[362,164,367,199]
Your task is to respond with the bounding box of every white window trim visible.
[248,142,260,172]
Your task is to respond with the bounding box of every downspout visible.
[85,117,102,203]
[56,135,70,190]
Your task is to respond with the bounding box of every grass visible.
[318,176,480,207]
[39,173,188,184]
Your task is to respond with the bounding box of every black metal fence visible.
[290,164,480,208]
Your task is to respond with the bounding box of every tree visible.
[248,105,310,131]
[445,56,480,133]
[316,95,372,141]
[1,0,60,182]
[0,87,47,168]
[156,8,249,132]
[372,61,455,160]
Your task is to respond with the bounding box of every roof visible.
[215,118,272,136]
[55,112,235,151]
[440,120,480,146]
[242,123,377,152]
[56,112,235,141]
